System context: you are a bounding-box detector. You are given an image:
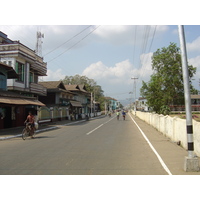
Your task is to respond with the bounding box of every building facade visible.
[0,31,46,129]
[0,62,44,129]
[0,31,47,98]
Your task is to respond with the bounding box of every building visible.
[38,81,77,121]
[0,31,46,128]
[170,95,200,112]
[0,62,44,129]
[104,97,119,111]
[137,97,149,111]
[65,84,91,118]
[0,31,47,98]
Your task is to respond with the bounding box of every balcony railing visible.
[30,82,47,96]
[0,43,47,76]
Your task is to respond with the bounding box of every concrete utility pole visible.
[131,77,138,115]
[178,25,199,171]
[91,92,93,117]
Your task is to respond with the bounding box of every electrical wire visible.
[43,25,93,56]
[47,25,101,63]
[138,25,157,81]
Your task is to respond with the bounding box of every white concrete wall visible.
[133,110,200,157]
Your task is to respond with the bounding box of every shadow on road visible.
[34,136,55,139]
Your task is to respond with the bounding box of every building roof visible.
[39,81,74,94]
[0,31,14,44]
[39,81,65,89]
[0,90,45,106]
[78,85,88,93]
[65,84,89,94]
[104,97,117,101]
[65,84,79,91]
[0,62,18,79]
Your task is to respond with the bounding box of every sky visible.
[2,0,200,197]
[1,1,200,106]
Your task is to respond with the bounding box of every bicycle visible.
[22,123,35,140]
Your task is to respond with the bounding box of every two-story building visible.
[0,31,47,98]
[105,97,118,111]
[0,62,44,129]
[38,81,77,121]
[65,84,91,118]
[0,31,46,128]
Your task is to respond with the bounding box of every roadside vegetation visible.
[140,42,198,115]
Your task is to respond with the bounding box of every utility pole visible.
[131,77,138,115]
[91,92,93,117]
[178,25,199,171]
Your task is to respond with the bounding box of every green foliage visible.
[61,74,105,110]
[140,42,197,114]
[160,105,171,115]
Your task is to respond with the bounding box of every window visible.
[8,61,12,66]
[15,62,24,82]
[29,71,33,83]
[0,72,6,90]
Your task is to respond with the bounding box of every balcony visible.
[0,43,47,76]
[30,82,47,96]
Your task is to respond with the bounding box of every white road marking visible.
[86,116,115,135]
[129,113,172,175]
[86,124,104,135]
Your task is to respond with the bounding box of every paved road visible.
[0,113,199,175]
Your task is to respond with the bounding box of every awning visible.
[0,97,45,106]
[70,100,82,107]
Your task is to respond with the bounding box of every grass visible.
[169,113,200,122]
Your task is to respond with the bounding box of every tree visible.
[61,74,105,110]
[140,42,197,114]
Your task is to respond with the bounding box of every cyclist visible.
[24,111,35,138]
[122,110,126,120]
[116,110,120,120]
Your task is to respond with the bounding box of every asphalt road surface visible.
[0,113,170,175]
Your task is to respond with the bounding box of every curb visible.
[0,115,106,141]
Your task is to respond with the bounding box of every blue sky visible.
[1,1,200,105]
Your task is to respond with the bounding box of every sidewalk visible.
[0,118,90,140]
[131,114,200,175]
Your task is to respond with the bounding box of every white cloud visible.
[189,55,200,68]
[187,36,200,52]
[82,60,134,84]
[138,52,153,79]
[93,25,169,45]
[43,68,65,81]
[82,54,153,86]
[189,56,200,85]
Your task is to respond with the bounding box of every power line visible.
[43,25,92,56]
[47,25,100,63]
[138,25,157,81]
